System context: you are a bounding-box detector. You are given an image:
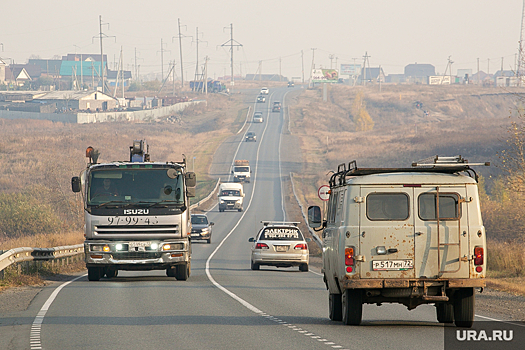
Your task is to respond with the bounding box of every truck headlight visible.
[151,243,159,250]
[91,245,110,252]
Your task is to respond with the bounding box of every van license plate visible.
[372,259,413,271]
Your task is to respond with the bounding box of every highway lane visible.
[1,86,520,350]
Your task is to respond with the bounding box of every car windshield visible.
[259,227,304,241]
[221,190,240,196]
[87,168,185,206]
[191,215,208,225]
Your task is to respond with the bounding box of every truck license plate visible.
[129,242,151,249]
[372,259,413,271]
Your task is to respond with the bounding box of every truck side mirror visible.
[185,172,196,187]
[308,205,322,228]
[231,170,234,174]
[186,187,196,197]
[71,177,81,193]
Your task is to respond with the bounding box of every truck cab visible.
[71,140,196,281]
[308,156,488,327]
[218,182,244,212]
[232,160,251,183]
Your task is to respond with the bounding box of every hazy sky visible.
[1,0,522,81]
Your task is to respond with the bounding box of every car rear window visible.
[260,227,304,241]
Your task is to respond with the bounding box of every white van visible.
[218,182,244,212]
[308,156,488,327]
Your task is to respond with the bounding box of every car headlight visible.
[236,199,242,204]
[220,199,225,204]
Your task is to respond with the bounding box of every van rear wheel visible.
[329,293,342,321]
[436,303,454,323]
[342,289,363,325]
[454,288,474,327]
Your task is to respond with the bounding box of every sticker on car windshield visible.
[263,228,300,240]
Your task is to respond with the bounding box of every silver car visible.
[249,222,310,272]
[191,214,214,244]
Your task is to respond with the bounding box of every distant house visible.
[360,67,385,83]
[386,74,406,84]
[27,59,62,77]
[404,63,435,84]
[107,69,133,88]
[5,66,32,86]
[34,90,118,111]
[9,64,42,81]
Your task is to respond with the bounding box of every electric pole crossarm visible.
[221,23,243,87]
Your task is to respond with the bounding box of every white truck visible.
[232,159,251,183]
[218,182,244,212]
[71,140,196,281]
[308,156,488,327]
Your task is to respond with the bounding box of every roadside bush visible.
[0,192,61,238]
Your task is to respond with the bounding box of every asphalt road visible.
[0,86,523,350]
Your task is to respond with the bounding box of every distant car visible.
[249,221,310,271]
[245,131,256,142]
[288,81,294,87]
[272,102,281,112]
[191,214,214,244]
[257,95,266,103]
[253,113,263,123]
[260,87,269,95]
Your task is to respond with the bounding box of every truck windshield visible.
[234,166,249,172]
[87,168,185,206]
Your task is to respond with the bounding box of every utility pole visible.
[518,0,525,85]
[362,52,371,86]
[221,23,243,87]
[329,54,335,69]
[193,27,207,83]
[173,19,191,90]
[310,48,316,86]
[301,50,304,83]
[93,15,115,93]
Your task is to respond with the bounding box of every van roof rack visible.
[329,156,490,187]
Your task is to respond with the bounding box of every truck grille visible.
[112,252,163,260]
[94,225,179,235]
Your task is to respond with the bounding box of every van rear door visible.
[413,186,469,279]
[359,187,415,279]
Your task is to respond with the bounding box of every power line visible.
[221,23,243,86]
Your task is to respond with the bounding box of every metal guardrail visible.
[0,244,84,274]
[289,172,323,249]
[189,178,221,210]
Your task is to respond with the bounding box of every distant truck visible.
[218,182,244,212]
[71,140,196,281]
[232,159,251,183]
[189,80,226,93]
[272,102,281,112]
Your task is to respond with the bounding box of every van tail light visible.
[474,246,484,265]
[345,247,355,266]
[255,243,269,250]
[294,243,308,250]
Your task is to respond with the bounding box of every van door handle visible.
[415,231,424,236]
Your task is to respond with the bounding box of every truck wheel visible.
[454,288,474,327]
[87,267,102,281]
[329,293,343,321]
[299,263,309,272]
[166,267,176,277]
[342,289,363,325]
[219,208,224,212]
[207,237,211,244]
[238,208,243,212]
[436,303,454,323]
[105,269,117,279]
[175,262,190,281]
[251,260,260,270]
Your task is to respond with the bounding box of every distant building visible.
[5,66,32,86]
[9,64,42,80]
[107,69,133,88]
[0,59,6,83]
[34,90,118,111]
[386,74,406,84]
[404,63,435,84]
[360,67,385,83]
[27,59,62,76]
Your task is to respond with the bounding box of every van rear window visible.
[366,193,409,221]
[418,193,459,220]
